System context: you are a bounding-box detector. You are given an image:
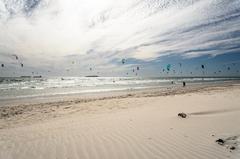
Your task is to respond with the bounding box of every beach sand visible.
[0,83,240,159]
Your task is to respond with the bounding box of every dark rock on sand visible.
[215,136,239,151]
[178,113,187,118]
[216,139,225,145]
[230,146,236,150]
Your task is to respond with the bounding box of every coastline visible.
[0,81,240,128]
[1,79,239,107]
[0,81,240,159]
[1,77,239,106]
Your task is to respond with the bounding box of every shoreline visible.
[1,79,239,107]
[1,78,240,106]
[0,81,240,129]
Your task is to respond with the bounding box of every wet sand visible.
[0,83,240,159]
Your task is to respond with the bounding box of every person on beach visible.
[183,81,186,87]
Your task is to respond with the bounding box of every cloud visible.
[0,0,240,76]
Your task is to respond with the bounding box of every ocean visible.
[0,76,239,101]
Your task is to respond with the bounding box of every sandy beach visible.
[0,83,240,159]
[1,0,240,158]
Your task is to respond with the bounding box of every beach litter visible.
[215,136,239,152]
[216,138,225,145]
[230,146,236,150]
[178,112,187,118]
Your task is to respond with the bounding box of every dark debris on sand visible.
[178,112,187,118]
[216,138,225,145]
[215,136,239,152]
[230,146,236,150]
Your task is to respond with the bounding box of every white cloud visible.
[0,0,240,76]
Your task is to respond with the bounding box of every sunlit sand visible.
[1,83,240,159]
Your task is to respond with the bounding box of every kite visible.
[12,54,19,60]
[121,59,126,64]
[166,64,171,71]
[1,64,4,67]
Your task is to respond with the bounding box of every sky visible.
[0,0,240,77]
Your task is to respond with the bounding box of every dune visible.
[0,84,240,159]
